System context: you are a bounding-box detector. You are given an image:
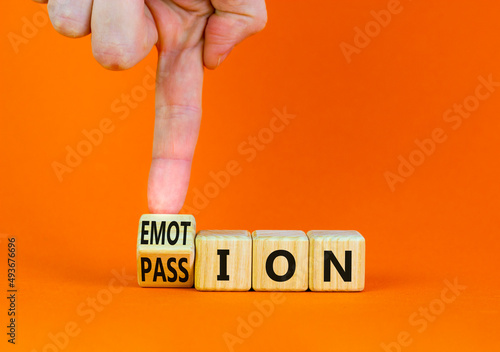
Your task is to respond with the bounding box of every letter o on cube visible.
[252,230,308,291]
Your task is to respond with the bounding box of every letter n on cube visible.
[307,230,365,291]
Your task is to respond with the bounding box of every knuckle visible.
[92,41,138,70]
[48,1,89,37]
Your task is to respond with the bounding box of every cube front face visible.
[137,250,194,287]
[137,214,196,287]
[307,230,365,291]
[195,230,252,291]
[252,230,308,291]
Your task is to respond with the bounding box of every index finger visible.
[147,47,204,214]
[146,8,205,214]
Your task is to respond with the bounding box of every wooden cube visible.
[307,230,365,291]
[195,230,252,291]
[252,230,308,291]
[136,214,196,287]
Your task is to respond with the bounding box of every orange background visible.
[1,0,499,351]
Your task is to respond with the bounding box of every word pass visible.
[136,215,365,292]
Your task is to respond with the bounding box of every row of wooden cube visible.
[137,215,365,291]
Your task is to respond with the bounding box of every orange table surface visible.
[1,1,499,351]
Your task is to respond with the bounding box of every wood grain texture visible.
[136,214,196,287]
[252,230,308,291]
[307,230,365,291]
[195,230,252,291]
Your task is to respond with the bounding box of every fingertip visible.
[91,43,139,71]
[91,1,158,71]
[148,201,183,215]
[47,0,92,38]
[147,159,191,214]
[204,49,232,70]
[203,59,218,71]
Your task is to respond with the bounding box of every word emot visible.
[136,215,365,292]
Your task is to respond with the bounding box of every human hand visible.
[33,0,267,213]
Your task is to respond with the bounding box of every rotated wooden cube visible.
[195,230,252,291]
[136,214,195,287]
[252,230,308,291]
[307,230,365,291]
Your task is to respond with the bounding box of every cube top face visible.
[252,230,308,241]
[307,230,365,292]
[307,230,364,242]
[252,230,308,291]
[196,230,251,242]
[137,214,196,288]
[195,230,252,291]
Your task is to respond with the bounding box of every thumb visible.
[204,0,267,69]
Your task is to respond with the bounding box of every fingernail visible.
[216,50,232,68]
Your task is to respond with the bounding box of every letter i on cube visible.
[137,214,196,287]
[195,230,252,291]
